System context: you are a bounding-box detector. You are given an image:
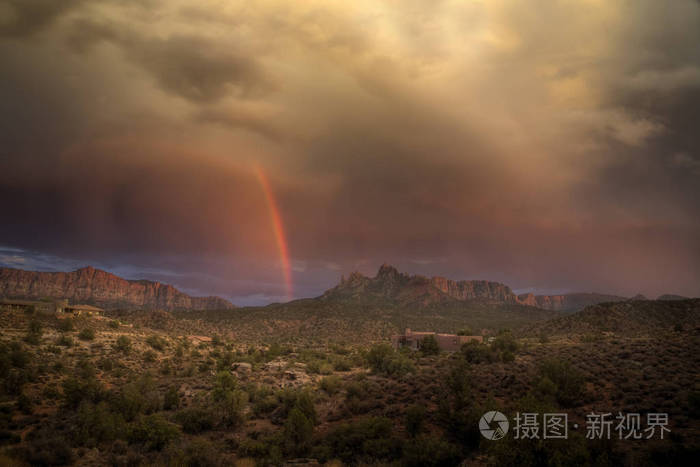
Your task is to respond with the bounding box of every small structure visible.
[392,328,483,352]
[0,298,68,315]
[64,304,103,316]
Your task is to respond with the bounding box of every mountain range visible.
[0,263,687,313]
[0,266,234,311]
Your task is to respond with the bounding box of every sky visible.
[1,0,699,305]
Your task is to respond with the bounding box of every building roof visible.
[66,304,103,312]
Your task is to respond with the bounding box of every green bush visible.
[419,335,440,356]
[56,334,74,347]
[110,376,162,421]
[62,375,104,409]
[461,341,496,364]
[175,407,216,434]
[163,387,180,410]
[25,320,43,345]
[219,389,248,428]
[366,344,414,377]
[75,401,127,446]
[320,375,342,395]
[78,328,95,341]
[319,417,402,464]
[404,405,426,437]
[284,407,313,456]
[58,318,74,332]
[128,414,180,451]
[146,335,167,351]
[114,336,132,354]
[21,427,74,466]
[537,359,586,407]
[402,435,461,467]
[143,350,157,363]
[108,320,120,329]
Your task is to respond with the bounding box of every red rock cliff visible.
[0,266,234,311]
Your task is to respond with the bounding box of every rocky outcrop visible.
[0,266,234,311]
[324,264,519,305]
[323,264,627,312]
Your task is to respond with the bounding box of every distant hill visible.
[522,299,700,337]
[657,294,689,301]
[322,264,627,312]
[0,266,234,311]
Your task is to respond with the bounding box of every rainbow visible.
[254,164,293,301]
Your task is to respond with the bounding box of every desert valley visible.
[0,265,698,466]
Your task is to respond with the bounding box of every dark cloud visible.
[65,18,272,103]
[0,0,699,303]
[0,0,82,37]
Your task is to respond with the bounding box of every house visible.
[392,328,483,352]
[64,304,103,316]
[0,298,68,315]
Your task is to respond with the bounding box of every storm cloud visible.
[1,0,699,303]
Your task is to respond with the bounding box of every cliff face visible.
[0,266,234,311]
[323,264,519,305]
[322,264,627,311]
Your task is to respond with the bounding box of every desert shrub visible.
[238,439,270,458]
[114,336,132,354]
[253,395,279,417]
[17,392,32,414]
[56,335,74,347]
[25,320,43,345]
[461,341,496,364]
[537,359,586,407]
[128,414,180,451]
[457,327,474,336]
[404,405,426,437]
[275,388,317,424]
[98,357,114,372]
[438,359,482,450]
[146,335,167,351]
[143,350,157,363]
[174,438,223,467]
[160,359,172,375]
[403,435,461,467]
[108,320,120,329]
[319,417,402,464]
[109,376,161,421]
[62,375,105,409]
[219,389,248,428]
[366,344,414,377]
[78,329,95,341]
[4,368,29,395]
[58,318,74,332]
[7,342,31,368]
[75,401,127,446]
[284,407,313,456]
[212,371,237,401]
[331,356,352,371]
[320,375,342,395]
[163,387,180,411]
[21,427,74,466]
[175,407,216,434]
[492,330,519,353]
[420,335,440,355]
